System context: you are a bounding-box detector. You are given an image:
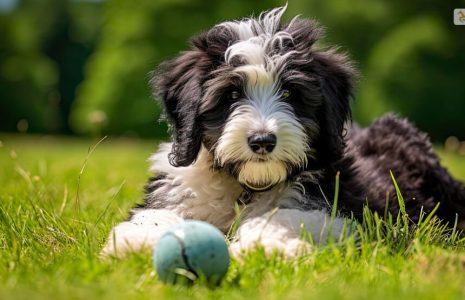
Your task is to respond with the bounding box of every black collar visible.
[236,189,255,205]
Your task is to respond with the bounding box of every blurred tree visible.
[289,0,465,140]
[44,0,102,133]
[70,0,280,137]
[1,0,465,140]
[0,0,61,133]
[0,0,102,134]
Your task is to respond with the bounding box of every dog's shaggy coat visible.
[102,6,465,257]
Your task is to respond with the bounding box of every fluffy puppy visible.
[101,6,465,258]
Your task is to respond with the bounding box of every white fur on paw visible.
[230,237,310,259]
[101,209,182,258]
[230,208,346,259]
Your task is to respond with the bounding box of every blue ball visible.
[153,220,230,285]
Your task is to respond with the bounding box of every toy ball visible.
[153,220,230,285]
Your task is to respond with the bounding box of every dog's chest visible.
[148,144,306,232]
[165,178,303,233]
[172,175,243,231]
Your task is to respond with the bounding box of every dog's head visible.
[152,6,355,192]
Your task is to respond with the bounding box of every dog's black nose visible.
[248,133,277,154]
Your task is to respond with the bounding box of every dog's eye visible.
[229,90,241,100]
[281,89,291,99]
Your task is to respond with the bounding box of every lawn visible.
[1,134,465,300]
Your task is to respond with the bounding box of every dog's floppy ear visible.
[313,50,356,164]
[152,27,236,167]
[151,39,212,167]
[286,19,356,165]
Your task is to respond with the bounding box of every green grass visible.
[1,134,465,300]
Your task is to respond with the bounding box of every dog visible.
[101,6,465,258]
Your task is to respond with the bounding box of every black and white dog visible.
[102,6,465,257]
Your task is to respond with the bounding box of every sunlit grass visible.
[1,134,465,300]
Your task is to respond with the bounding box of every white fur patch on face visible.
[215,66,309,189]
[225,37,266,66]
[224,29,295,70]
[213,5,311,189]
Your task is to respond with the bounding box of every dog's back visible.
[339,114,465,226]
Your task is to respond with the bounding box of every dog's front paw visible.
[101,209,182,259]
[100,221,156,258]
[230,236,311,259]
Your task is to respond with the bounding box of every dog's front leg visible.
[230,208,346,258]
[101,209,182,258]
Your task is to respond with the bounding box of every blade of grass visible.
[75,136,108,214]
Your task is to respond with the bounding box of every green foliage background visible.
[1,0,464,139]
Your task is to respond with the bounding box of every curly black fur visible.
[331,114,465,225]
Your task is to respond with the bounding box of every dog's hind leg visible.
[423,155,465,228]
